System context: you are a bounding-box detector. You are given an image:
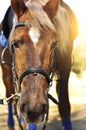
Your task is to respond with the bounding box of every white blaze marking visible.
[29,27,40,47]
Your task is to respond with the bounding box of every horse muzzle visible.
[20,100,48,124]
[16,67,50,123]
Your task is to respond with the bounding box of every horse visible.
[0,0,78,130]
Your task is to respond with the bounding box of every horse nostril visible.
[20,102,47,118]
[26,104,46,120]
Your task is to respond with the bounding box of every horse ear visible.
[11,0,27,18]
[43,0,60,19]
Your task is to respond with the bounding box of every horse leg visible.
[56,57,72,130]
[1,63,15,130]
[28,124,37,130]
[56,79,72,130]
[8,103,14,130]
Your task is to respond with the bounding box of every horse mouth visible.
[19,99,48,124]
[22,111,47,124]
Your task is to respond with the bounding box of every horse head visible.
[9,0,59,124]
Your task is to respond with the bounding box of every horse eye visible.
[13,42,20,48]
[11,40,21,48]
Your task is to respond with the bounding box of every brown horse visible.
[1,0,78,130]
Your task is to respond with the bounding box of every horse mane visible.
[1,6,13,39]
[26,0,50,6]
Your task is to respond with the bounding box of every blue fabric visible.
[20,116,36,130]
[19,115,25,123]
[8,103,14,127]
[62,119,72,130]
[28,124,37,130]
[0,31,8,47]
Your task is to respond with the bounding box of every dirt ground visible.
[0,66,86,130]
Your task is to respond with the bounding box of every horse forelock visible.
[25,0,50,6]
[25,1,56,32]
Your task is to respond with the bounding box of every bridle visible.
[19,67,52,85]
[11,22,58,130]
[11,22,55,88]
[0,22,59,130]
[11,22,59,129]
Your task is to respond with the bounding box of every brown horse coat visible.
[1,0,78,124]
